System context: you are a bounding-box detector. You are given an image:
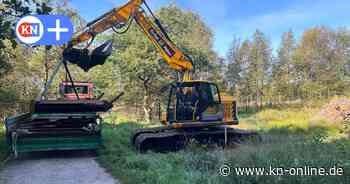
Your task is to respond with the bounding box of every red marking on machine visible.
[59,81,94,100]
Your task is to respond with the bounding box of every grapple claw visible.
[63,40,113,72]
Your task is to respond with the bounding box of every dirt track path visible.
[0,151,118,184]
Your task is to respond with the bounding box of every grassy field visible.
[98,101,350,184]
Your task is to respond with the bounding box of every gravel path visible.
[0,151,118,184]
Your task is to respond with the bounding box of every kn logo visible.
[16,15,74,46]
[16,16,44,44]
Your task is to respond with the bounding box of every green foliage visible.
[0,0,53,103]
[0,88,18,102]
[0,1,92,105]
[311,129,328,145]
[0,43,13,79]
[226,26,350,107]
[226,30,272,107]
[225,38,242,92]
[0,0,52,49]
[292,27,350,95]
[272,30,296,99]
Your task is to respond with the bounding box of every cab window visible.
[210,84,220,102]
[65,85,88,94]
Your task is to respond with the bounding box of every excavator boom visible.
[61,0,258,153]
[68,0,143,46]
[64,0,193,79]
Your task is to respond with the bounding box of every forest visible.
[0,1,349,184]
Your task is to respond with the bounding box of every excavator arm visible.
[64,0,193,80]
[68,0,142,46]
[60,0,250,153]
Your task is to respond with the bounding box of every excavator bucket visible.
[63,40,113,72]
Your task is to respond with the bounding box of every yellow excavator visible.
[63,0,258,152]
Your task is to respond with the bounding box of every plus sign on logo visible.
[48,19,69,41]
[16,15,73,46]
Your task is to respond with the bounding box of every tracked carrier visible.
[5,86,123,157]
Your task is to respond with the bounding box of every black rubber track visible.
[131,126,260,153]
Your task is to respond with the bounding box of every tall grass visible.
[240,102,345,136]
[98,106,350,184]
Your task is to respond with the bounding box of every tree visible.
[225,38,255,101]
[332,28,350,93]
[292,27,350,98]
[272,30,296,101]
[156,4,218,80]
[0,0,52,102]
[0,0,51,49]
[1,0,51,79]
[0,1,91,103]
[225,37,241,93]
[248,30,272,108]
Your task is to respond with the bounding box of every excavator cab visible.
[164,81,225,124]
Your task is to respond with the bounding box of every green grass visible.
[97,105,350,184]
[240,102,347,138]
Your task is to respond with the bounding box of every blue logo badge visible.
[16,15,74,46]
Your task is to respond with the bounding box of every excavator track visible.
[131,127,169,146]
[134,131,186,152]
[131,126,259,153]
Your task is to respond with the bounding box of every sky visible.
[70,0,350,57]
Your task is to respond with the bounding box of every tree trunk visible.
[255,79,259,111]
[139,76,152,122]
[143,94,151,122]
